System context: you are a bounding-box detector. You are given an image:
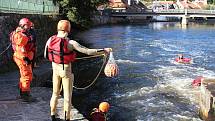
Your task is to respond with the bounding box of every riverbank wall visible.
[0,13,61,73]
[91,14,150,26]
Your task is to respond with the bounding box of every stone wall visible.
[91,14,149,26]
[0,13,60,71]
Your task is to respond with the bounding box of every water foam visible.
[115,59,148,64]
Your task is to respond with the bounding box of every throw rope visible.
[76,54,106,60]
[73,53,108,90]
[0,43,11,56]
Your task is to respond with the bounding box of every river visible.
[73,22,215,121]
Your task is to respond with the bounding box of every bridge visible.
[110,9,215,25]
[111,9,215,17]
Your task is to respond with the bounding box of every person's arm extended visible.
[44,37,52,58]
[68,40,111,55]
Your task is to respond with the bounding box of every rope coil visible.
[73,53,108,90]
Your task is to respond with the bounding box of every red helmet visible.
[19,18,32,29]
[99,102,110,113]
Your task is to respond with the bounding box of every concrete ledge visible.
[0,61,88,121]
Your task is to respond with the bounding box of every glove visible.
[23,57,31,65]
[104,48,112,54]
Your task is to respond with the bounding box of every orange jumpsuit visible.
[13,27,34,92]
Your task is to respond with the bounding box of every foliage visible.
[54,0,108,28]
[208,0,215,5]
[205,4,215,9]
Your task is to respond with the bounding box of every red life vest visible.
[90,108,106,121]
[10,28,36,52]
[47,35,76,64]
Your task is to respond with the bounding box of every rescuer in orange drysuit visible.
[90,102,110,121]
[11,18,36,101]
[44,20,112,121]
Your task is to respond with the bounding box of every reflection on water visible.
[74,22,215,121]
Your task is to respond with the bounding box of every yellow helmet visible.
[99,102,110,113]
[57,20,71,32]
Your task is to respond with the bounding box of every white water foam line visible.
[154,65,215,102]
[148,39,186,52]
[138,49,152,56]
[115,59,150,64]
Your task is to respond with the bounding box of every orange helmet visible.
[99,102,110,113]
[57,20,71,32]
[19,18,32,29]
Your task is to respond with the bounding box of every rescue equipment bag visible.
[47,35,76,69]
[104,52,119,77]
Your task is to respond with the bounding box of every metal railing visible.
[0,0,59,14]
[111,9,215,17]
[157,9,215,14]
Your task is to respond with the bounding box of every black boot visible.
[51,115,56,121]
[65,111,70,121]
[21,91,35,102]
[19,88,23,97]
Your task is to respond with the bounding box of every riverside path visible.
[0,62,88,121]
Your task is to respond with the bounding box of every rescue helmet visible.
[99,102,110,113]
[57,20,71,33]
[19,18,32,29]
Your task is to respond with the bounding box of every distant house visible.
[194,0,207,5]
[109,0,127,10]
[152,1,177,10]
[109,0,123,2]
[176,0,207,9]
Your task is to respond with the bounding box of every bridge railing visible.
[156,9,215,14]
[154,9,185,13]
[188,9,215,14]
[111,8,215,15]
[0,0,59,14]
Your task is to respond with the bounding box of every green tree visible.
[55,0,108,28]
